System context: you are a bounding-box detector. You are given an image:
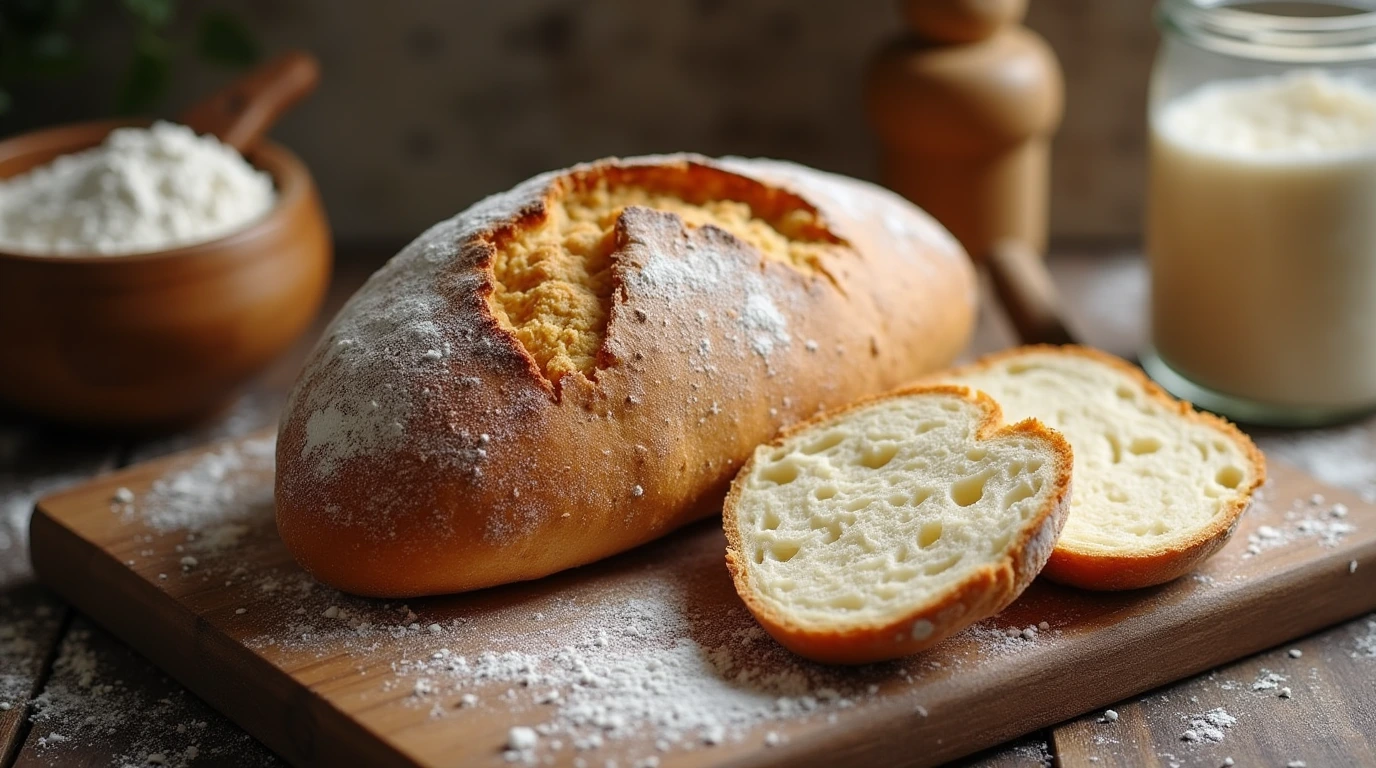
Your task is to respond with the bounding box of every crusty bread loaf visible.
[275,155,977,597]
[724,386,1073,664]
[937,346,1266,590]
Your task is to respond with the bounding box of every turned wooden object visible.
[865,0,1064,258]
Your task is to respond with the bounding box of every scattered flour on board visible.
[1179,707,1237,743]
[1240,485,1357,556]
[124,436,277,557]
[52,433,1057,766]
[1354,617,1376,658]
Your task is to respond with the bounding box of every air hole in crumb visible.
[951,471,992,507]
[1028,459,1043,472]
[888,493,908,507]
[762,510,780,531]
[860,443,900,470]
[1115,385,1134,400]
[916,421,943,434]
[844,497,871,512]
[1006,362,1033,375]
[769,541,800,562]
[918,521,943,548]
[913,488,934,506]
[760,461,799,485]
[923,554,960,575]
[1107,487,1129,503]
[829,594,864,610]
[1106,433,1123,464]
[814,486,837,501]
[800,432,845,455]
[1213,440,1228,452]
[752,548,764,564]
[1216,465,1244,489]
[966,448,988,461]
[1128,437,1162,455]
[941,400,962,412]
[810,517,842,544]
[886,568,918,582]
[1002,481,1036,510]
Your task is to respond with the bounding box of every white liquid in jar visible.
[1148,70,1376,409]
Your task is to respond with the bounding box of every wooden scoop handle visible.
[178,51,320,152]
[984,239,1078,346]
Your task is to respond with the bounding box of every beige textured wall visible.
[10,0,1158,242]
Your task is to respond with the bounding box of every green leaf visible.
[197,11,259,68]
[115,35,170,114]
[122,0,174,28]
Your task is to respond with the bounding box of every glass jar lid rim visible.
[1159,0,1376,62]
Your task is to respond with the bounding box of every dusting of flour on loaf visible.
[279,153,970,553]
[285,170,557,482]
[742,293,790,356]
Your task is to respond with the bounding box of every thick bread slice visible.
[723,386,1073,664]
[938,345,1266,590]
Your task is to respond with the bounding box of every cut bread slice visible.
[937,345,1266,591]
[723,385,1073,664]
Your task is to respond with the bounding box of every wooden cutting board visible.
[28,429,1376,768]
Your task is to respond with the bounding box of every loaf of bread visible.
[724,386,1072,664]
[275,155,977,597]
[937,346,1266,590]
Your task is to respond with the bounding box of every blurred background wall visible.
[0,0,1155,244]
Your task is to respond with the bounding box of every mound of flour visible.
[0,121,274,255]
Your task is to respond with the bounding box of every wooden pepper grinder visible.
[864,0,1064,259]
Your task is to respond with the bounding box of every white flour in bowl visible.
[0,121,275,256]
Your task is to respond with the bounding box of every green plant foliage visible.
[198,10,260,68]
[0,0,259,117]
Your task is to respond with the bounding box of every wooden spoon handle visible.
[178,51,320,152]
[984,238,1078,346]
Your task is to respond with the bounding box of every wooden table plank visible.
[0,418,119,764]
[1051,619,1376,767]
[13,615,282,768]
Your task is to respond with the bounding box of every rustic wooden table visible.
[1,245,1373,768]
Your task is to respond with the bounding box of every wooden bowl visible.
[0,119,332,429]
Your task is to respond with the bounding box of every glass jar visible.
[1142,0,1376,426]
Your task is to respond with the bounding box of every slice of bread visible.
[723,386,1073,664]
[938,345,1266,591]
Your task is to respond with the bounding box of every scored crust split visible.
[274,154,977,597]
[724,386,1074,665]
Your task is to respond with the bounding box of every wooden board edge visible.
[27,501,418,768]
[731,535,1376,768]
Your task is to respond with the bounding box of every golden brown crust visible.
[934,344,1267,591]
[723,385,1074,665]
[275,155,977,597]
